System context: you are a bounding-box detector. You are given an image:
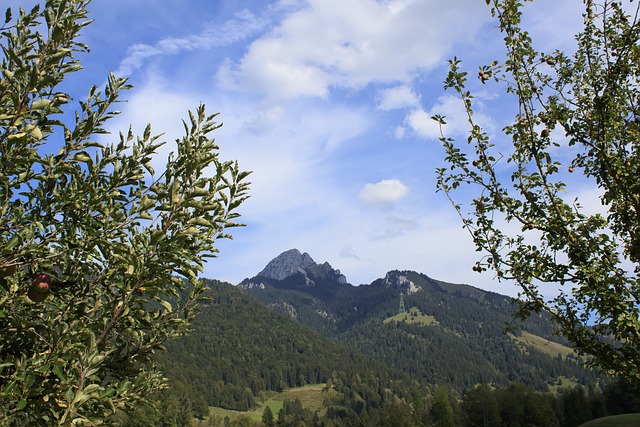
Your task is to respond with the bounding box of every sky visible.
[10,0,590,294]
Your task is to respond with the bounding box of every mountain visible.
[239,249,602,391]
[156,279,414,412]
[254,248,348,285]
[242,248,348,295]
[152,249,603,418]
[131,269,630,427]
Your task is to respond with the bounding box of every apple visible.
[28,272,51,302]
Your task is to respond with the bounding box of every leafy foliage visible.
[435,0,640,379]
[0,1,249,424]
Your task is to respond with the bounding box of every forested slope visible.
[242,265,602,391]
[156,280,414,411]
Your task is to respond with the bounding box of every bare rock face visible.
[257,249,316,281]
[252,249,348,286]
[382,271,422,295]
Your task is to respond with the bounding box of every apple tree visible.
[435,0,640,380]
[0,0,250,425]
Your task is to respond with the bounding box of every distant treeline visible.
[111,279,638,426]
[116,374,640,427]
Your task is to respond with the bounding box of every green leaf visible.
[53,363,66,381]
[30,99,52,110]
[83,384,102,394]
[158,300,172,312]
[72,152,92,163]
[72,391,89,406]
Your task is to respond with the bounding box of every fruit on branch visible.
[28,272,52,302]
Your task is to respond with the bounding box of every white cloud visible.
[406,108,441,139]
[406,93,498,140]
[219,0,488,100]
[359,179,409,207]
[408,95,470,139]
[377,85,420,111]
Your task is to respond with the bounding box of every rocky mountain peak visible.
[257,249,316,281]
[382,270,422,295]
[248,249,348,287]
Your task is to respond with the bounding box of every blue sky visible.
[12,0,591,293]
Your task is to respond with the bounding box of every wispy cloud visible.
[114,9,268,77]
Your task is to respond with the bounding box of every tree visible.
[262,406,275,427]
[0,1,249,425]
[604,378,640,414]
[561,386,592,427]
[429,386,456,427]
[435,0,640,379]
[461,384,501,427]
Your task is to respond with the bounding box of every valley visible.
[119,249,638,426]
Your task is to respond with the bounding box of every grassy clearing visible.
[579,413,640,426]
[547,376,580,394]
[384,307,439,326]
[511,332,582,393]
[266,383,325,413]
[207,384,326,424]
[511,331,576,359]
[204,407,262,426]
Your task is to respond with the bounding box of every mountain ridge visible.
[238,249,602,390]
[241,248,348,290]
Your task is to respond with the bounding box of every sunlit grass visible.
[383,307,439,326]
[510,331,576,360]
[206,384,327,424]
[579,413,640,426]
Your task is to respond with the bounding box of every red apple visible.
[28,273,51,302]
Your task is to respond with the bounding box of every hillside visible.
[240,249,602,391]
[156,279,415,411]
[112,248,638,426]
